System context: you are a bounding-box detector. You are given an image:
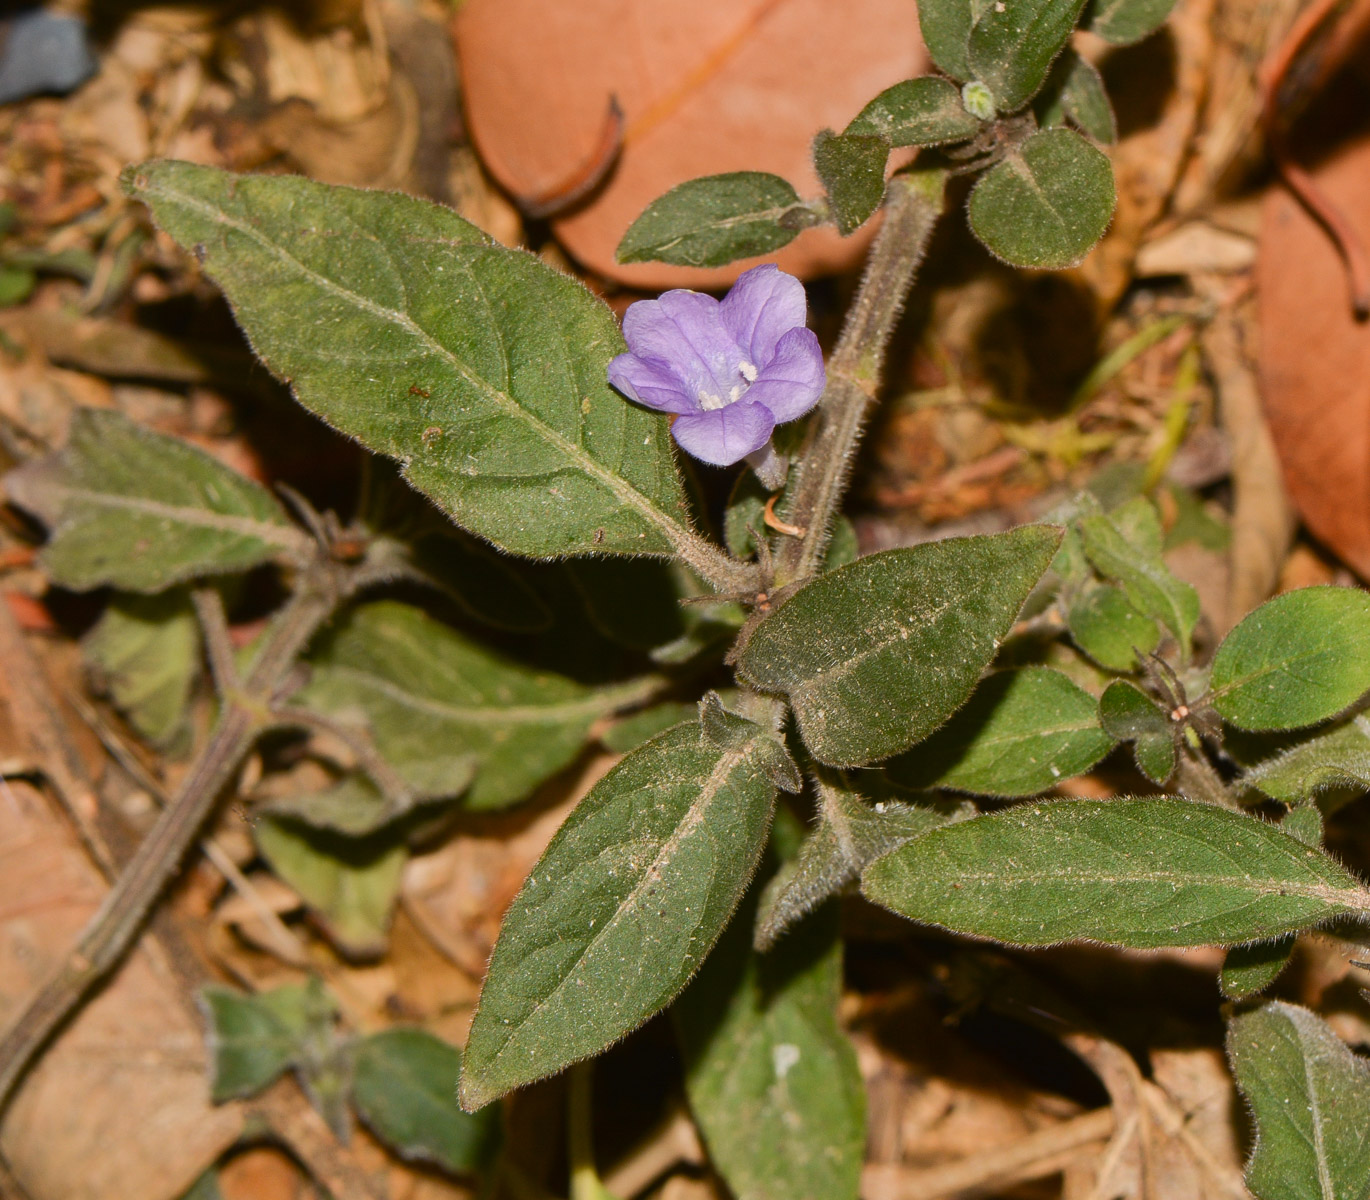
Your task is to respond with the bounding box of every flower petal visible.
[741,327,826,423]
[607,353,700,414]
[671,401,776,467]
[622,289,744,403]
[719,264,809,366]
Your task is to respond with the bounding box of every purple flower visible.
[607,264,826,467]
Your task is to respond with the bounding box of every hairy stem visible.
[0,558,350,1116]
[775,169,946,587]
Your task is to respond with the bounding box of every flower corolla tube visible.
[607,264,826,467]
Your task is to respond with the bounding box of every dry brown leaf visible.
[0,782,242,1200]
[455,0,927,288]
[1259,134,1370,579]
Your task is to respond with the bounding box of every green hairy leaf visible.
[1209,587,1370,731]
[1038,49,1117,143]
[1078,505,1198,649]
[675,904,865,1200]
[738,526,1061,767]
[1220,937,1295,1000]
[1067,582,1159,672]
[297,600,655,811]
[200,979,335,1102]
[351,1029,500,1176]
[458,716,785,1110]
[617,172,804,268]
[1083,0,1178,45]
[261,774,427,838]
[968,128,1116,269]
[125,161,694,561]
[967,0,1089,113]
[254,817,407,958]
[812,130,888,236]
[1228,1001,1370,1200]
[1245,715,1370,804]
[845,76,982,146]
[862,798,1370,948]
[888,667,1114,797]
[1098,680,1176,784]
[5,407,303,592]
[756,774,972,950]
[917,0,985,81]
[84,590,199,749]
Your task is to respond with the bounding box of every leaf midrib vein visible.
[57,485,304,548]
[152,180,688,551]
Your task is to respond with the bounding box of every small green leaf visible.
[1099,680,1176,784]
[1245,716,1370,804]
[1228,1001,1370,1200]
[254,817,407,958]
[0,264,35,307]
[1079,507,1198,649]
[1284,803,1325,847]
[724,472,769,561]
[125,161,695,561]
[458,717,781,1110]
[297,601,655,811]
[1210,587,1370,731]
[812,131,888,236]
[351,1029,500,1176]
[916,0,982,80]
[84,590,200,749]
[1221,937,1295,1000]
[968,0,1089,113]
[200,979,335,1102]
[5,408,303,592]
[755,773,972,950]
[968,128,1116,269]
[888,668,1114,797]
[617,172,804,268]
[1083,0,1178,44]
[1037,49,1116,142]
[846,76,982,146]
[862,798,1370,948]
[737,526,1061,767]
[825,516,860,571]
[675,903,865,1200]
[1067,583,1159,672]
[261,774,433,837]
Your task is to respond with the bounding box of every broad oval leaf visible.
[846,76,982,147]
[737,525,1062,767]
[1067,582,1158,672]
[967,0,1089,113]
[1228,1001,1370,1200]
[1209,587,1370,731]
[968,128,1116,269]
[888,667,1114,797]
[617,172,804,268]
[862,798,1370,948]
[1245,714,1370,803]
[84,590,199,750]
[1220,937,1295,1001]
[5,407,303,592]
[296,600,658,811]
[1098,680,1176,784]
[1079,507,1198,649]
[812,130,889,236]
[675,903,865,1200]
[1037,48,1117,143]
[1083,0,1178,45]
[916,0,980,81]
[124,161,695,561]
[457,717,783,1110]
[352,1029,500,1176]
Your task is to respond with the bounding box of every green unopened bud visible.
[961,80,996,121]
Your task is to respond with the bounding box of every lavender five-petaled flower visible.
[607,264,826,467]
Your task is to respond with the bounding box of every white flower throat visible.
[698,360,757,411]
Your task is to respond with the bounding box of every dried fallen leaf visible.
[1260,133,1370,579]
[455,0,927,288]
